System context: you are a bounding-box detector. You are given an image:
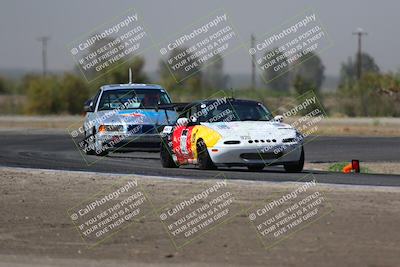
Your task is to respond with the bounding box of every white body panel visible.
[201,121,303,166]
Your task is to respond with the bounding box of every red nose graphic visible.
[122,113,144,117]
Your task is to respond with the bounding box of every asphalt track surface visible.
[0,131,399,186]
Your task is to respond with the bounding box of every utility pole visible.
[37,36,50,76]
[250,34,256,90]
[352,28,367,80]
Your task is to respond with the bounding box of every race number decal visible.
[172,126,196,164]
[180,129,189,155]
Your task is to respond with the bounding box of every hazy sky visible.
[1,0,399,76]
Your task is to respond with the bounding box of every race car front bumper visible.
[97,132,162,151]
[208,142,303,166]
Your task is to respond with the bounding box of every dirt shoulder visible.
[0,167,399,267]
[0,116,399,137]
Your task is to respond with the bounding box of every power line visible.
[352,28,367,80]
[37,36,50,76]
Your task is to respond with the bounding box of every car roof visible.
[100,83,164,91]
[178,98,263,111]
[204,98,259,103]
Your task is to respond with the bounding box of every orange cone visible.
[342,163,352,173]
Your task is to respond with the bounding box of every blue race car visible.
[81,83,177,156]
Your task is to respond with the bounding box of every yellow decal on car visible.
[190,125,221,160]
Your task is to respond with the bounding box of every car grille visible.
[240,152,283,160]
[127,124,157,134]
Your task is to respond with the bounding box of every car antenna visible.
[128,68,132,84]
[230,87,234,99]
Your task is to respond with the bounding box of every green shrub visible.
[338,73,400,117]
[25,75,61,114]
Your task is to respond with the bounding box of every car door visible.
[172,107,197,164]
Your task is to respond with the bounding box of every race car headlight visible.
[99,124,124,132]
[295,131,304,141]
[283,131,303,143]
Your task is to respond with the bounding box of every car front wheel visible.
[197,140,216,170]
[160,142,178,168]
[247,164,265,171]
[88,129,108,157]
[83,129,95,155]
[283,146,304,172]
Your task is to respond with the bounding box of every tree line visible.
[0,47,399,116]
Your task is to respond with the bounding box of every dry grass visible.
[0,115,399,136]
[305,162,400,175]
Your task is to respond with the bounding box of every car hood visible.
[95,109,178,125]
[201,121,297,140]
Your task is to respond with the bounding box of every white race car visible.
[160,98,304,172]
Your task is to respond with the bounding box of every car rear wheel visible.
[160,142,178,168]
[284,147,304,172]
[197,140,216,170]
[247,164,265,171]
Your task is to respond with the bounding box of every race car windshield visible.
[98,89,171,111]
[195,101,273,122]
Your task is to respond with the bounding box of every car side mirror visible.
[274,115,283,122]
[84,99,94,112]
